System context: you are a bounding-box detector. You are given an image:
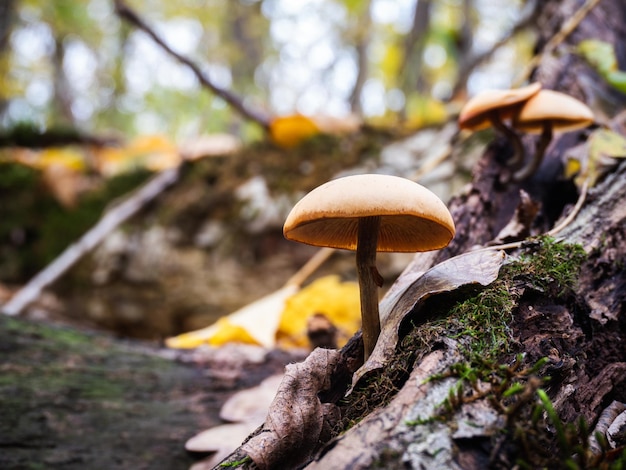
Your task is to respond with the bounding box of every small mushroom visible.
[511,89,595,181]
[458,82,542,169]
[283,174,455,359]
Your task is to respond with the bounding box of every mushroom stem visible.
[356,215,382,360]
[488,111,525,169]
[513,122,553,182]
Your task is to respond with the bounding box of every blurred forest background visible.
[0,0,538,341]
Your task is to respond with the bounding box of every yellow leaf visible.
[576,128,626,187]
[578,39,618,75]
[380,43,402,84]
[128,134,180,171]
[37,147,86,172]
[206,318,261,347]
[589,128,626,160]
[268,115,320,148]
[165,284,298,349]
[94,135,181,176]
[277,275,361,348]
[564,157,582,180]
[403,94,448,129]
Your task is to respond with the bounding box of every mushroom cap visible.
[512,89,595,133]
[283,174,455,252]
[458,82,542,131]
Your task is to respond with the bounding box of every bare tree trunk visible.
[348,1,372,116]
[399,0,432,110]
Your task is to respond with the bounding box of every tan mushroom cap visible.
[283,174,455,252]
[458,82,542,131]
[512,89,595,133]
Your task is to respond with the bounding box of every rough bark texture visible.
[215,0,626,468]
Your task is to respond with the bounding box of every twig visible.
[114,0,271,130]
[475,179,589,254]
[2,167,180,316]
[514,0,602,86]
[453,1,539,97]
[285,247,336,288]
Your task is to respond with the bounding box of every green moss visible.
[219,456,252,467]
[339,237,587,442]
[516,236,587,297]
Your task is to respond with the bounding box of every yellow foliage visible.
[268,114,321,148]
[95,134,180,176]
[166,275,361,350]
[404,94,448,129]
[380,43,402,85]
[127,134,180,171]
[204,317,261,347]
[277,275,361,348]
[165,317,261,348]
[34,147,86,172]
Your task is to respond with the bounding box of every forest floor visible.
[0,314,302,470]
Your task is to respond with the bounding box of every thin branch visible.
[514,0,602,86]
[453,1,539,98]
[114,0,271,130]
[1,167,180,316]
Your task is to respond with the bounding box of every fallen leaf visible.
[352,249,506,390]
[277,275,360,348]
[185,421,258,454]
[577,39,626,93]
[220,373,284,423]
[268,115,320,148]
[567,128,626,188]
[165,284,297,349]
[241,348,341,469]
[578,39,618,75]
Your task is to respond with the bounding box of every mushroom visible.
[511,89,595,182]
[283,174,455,359]
[458,82,542,169]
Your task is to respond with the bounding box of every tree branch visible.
[113,0,271,130]
[452,0,540,98]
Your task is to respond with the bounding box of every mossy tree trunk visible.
[218,0,626,468]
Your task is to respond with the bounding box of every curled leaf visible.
[568,128,626,188]
[577,39,626,93]
[352,250,506,389]
[241,348,341,469]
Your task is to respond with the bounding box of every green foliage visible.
[517,236,587,297]
[510,389,626,469]
[340,237,589,463]
[577,39,626,94]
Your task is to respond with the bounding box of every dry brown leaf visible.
[352,250,506,389]
[241,348,341,469]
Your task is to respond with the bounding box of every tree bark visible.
[216,0,626,468]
